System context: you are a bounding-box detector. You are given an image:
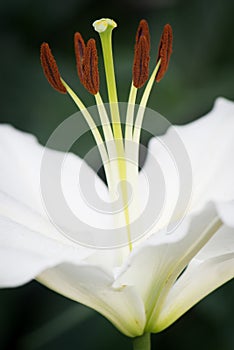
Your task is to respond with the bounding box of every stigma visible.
[93,18,117,33]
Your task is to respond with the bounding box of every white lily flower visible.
[0,18,234,349]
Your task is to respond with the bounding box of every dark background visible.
[0,0,234,349]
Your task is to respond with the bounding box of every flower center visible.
[40,18,173,251]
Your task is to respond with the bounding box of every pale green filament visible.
[61,79,106,156]
[130,60,161,173]
[95,92,119,207]
[125,83,138,143]
[60,78,112,190]
[95,92,115,158]
[133,59,161,144]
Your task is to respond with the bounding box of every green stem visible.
[133,333,151,350]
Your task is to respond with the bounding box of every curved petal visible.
[0,191,75,245]
[0,125,112,234]
[174,97,234,210]
[114,201,222,332]
[0,211,145,336]
[155,224,234,332]
[37,263,146,337]
[0,214,93,287]
[216,200,234,228]
[0,125,42,211]
[140,98,234,230]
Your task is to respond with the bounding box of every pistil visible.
[93,19,123,142]
[94,19,133,251]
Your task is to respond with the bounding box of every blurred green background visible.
[0,0,234,349]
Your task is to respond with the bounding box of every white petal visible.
[140,98,234,231]
[155,224,234,332]
[216,200,234,227]
[0,190,74,244]
[114,202,222,331]
[0,125,113,241]
[174,98,234,210]
[0,126,129,288]
[0,214,92,287]
[0,125,43,211]
[194,222,234,259]
[38,263,146,337]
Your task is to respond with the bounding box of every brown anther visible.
[133,36,150,88]
[133,19,150,88]
[74,32,86,84]
[156,24,173,83]
[74,33,99,95]
[136,20,150,48]
[82,39,100,95]
[40,43,66,94]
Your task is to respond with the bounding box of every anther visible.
[133,36,150,88]
[74,33,99,95]
[156,24,173,83]
[74,32,86,85]
[83,39,100,95]
[40,43,66,94]
[133,19,150,88]
[136,19,150,48]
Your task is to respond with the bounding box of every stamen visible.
[156,24,173,83]
[74,34,100,95]
[40,43,67,94]
[74,32,86,85]
[60,78,111,187]
[136,19,150,48]
[133,58,161,144]
[83,39,100,95]
[41,20,174,253]
[133,19,150,88]
[133,36,150,88]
